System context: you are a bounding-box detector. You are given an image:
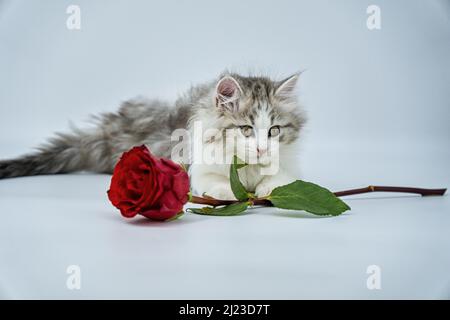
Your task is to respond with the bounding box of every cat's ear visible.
[215,76,242,113]
[275,72,300,98]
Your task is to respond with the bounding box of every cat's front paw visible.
[255,176,296,198]
[207,184,236,200]
[255,182,276,198]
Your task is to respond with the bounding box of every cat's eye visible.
[240,125,253,137]
[269,126,280,137]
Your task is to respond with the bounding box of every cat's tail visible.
[0,127,114,179]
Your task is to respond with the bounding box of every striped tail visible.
[0,130,113,179]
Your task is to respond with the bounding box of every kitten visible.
[0,72,306,199]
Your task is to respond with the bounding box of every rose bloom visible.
[107,145,190,220]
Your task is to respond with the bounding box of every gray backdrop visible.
[0,0,449,299]
[1,0,449,157]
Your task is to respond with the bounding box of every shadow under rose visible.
[125,215,202,227]
[101,210,203,226]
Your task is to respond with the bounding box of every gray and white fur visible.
[0,72,306,199]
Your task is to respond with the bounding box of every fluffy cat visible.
[0,72,306,199]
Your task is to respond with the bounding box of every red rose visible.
[107,145,190,220]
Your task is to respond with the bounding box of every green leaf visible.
[229,155,249,201]
[233,156,247,169]
[187,202,248,216]
[268,180,351,216]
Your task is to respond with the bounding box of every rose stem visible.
[333,185,447,197]
[190,186,446,207]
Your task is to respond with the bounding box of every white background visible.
[0,0,449,299]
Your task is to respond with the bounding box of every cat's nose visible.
[257,147,267,156]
